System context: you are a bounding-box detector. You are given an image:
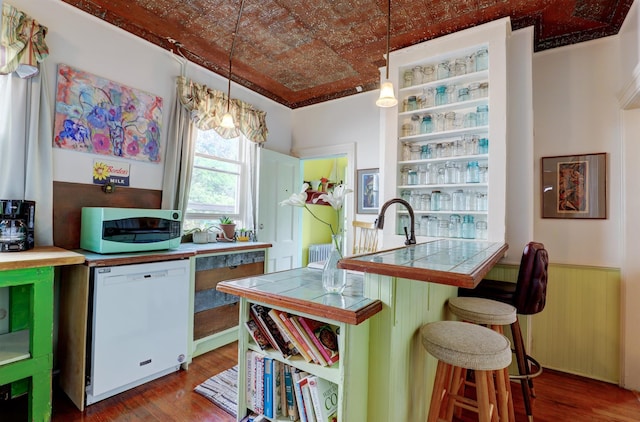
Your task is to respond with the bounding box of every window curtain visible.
[0,3,49,78]
[0,4,52,245]
[175,75,268,143]
[163,75,267,231]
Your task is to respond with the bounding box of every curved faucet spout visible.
[376,198,416,246]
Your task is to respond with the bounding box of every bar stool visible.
[421,320,514,422]
[454,241,549,422]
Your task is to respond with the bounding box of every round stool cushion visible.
[448,296,517,326]
[421,320,512,371]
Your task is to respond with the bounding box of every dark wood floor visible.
[2,341,639,421]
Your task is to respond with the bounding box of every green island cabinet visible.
[0,246,85,422]
[218,267,383,422]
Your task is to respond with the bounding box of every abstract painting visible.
[541,153,606,219]
[53,64,163,163]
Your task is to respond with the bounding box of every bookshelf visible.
[217,267,382,422]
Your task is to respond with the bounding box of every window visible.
[183,128,246,231]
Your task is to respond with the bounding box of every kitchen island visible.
[218,239,507,422]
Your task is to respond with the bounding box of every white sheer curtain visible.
[0,61,54,245]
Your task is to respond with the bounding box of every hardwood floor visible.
[2,341,639,421]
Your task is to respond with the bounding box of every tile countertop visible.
[72,241,272,267]
[217,267,383,325]
[0,246,85,271]
[338,239,508,289]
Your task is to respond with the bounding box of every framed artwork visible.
[53,64,163,163]
[356,168,379,214]
[541,153,607,219]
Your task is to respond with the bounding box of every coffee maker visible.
[0,200,35,252]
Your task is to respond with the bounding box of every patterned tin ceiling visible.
[61,0,633,108]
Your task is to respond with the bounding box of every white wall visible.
[12,0,293,190]
[532,37,622,267]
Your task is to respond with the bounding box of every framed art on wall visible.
[357,168,379,214]
[541,152,607,219]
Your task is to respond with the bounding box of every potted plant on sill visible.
[217,216,236,241]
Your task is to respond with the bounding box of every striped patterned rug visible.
[194,365,238,417]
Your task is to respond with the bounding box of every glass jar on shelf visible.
[478,137,489,154]
[440,192,452,211]
[423,65,436,83]
[422,87,435,108]
[454,58,467,76]
[476,192,488,211]
[476,48,489,71]
[458,87,470,102]
[408,168,418,185]
[449,214,462,238]
[420,115,433,134]
[444,112,457,131]
[419,216,429,236]
[412,66,424,85]
[433,113,445,132]
[403,69,414,87]
[465,135,479,155]
[465,191,477,211]
[466,53,476,74]
[476,220,488,240]
[400,167,409,185]
[399,215,410,235]
[462,215,476,239]
[452,189,465,211]
[466,161,480,183]
[427,163,438,184]
[418,165,428,185]
[401,142,411,161]
[427,215,439,237]
[407,95,418,111]
[410,191,421,209]
[464,111,477,128]
[411,114,422,134]
[401,189,411,203]
[401,122,413,137]
[436,165,446,185]
[453,139,465,156]
[410,144,421,160]
[438,219,450,238]
[444,161,457,184]
[420,193,431,211]
[479,82,489,97]
[435,85,447,106]
[437,61,450,79]
[468,82,480,100]
[420,144,432,159]
[431,190,441,211]
[447,84,458,104]
[476,104,489,126]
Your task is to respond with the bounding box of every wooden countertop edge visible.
[338,242,509,289]
[78,243,273,267]
[217,282,383,326]
[0,246,85,271]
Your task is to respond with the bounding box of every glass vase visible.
[322,234,347,294]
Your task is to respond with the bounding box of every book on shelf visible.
[307,376,339,422]
[253,352,265,416]
[283,364,299,421]
[289,316,328,367]
[273,360,284,419]
[245,319,270,350]
[296,374,318,422]
[250,304,294,358]
[297,316,340,365]
[264,357,274,418]
[246,350,256,410]
[292,370,311,422]
[267,308,311,362]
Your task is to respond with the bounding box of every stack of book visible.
[245,304,340,366]
[245,350,339,422]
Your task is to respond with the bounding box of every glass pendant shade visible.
[376,80,398,107]
[220,111,235,129]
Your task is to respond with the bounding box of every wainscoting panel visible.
[488,263,621,383]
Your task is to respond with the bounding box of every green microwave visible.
[80,207,182,254]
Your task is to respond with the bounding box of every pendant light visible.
[376,0,398,108]
[220,0,246,129]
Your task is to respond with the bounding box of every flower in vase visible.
[280,183,353,257]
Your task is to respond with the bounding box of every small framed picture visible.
[541,152,607,219]
[356,168,379,214]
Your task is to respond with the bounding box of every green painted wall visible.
[301,157,347,266]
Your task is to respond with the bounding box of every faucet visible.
[376,198,416,246]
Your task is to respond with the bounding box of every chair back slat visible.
[352,220,379,255]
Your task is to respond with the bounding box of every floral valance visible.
[176,75,268,144]
[0,3,49,78]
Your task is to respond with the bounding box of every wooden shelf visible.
[0,330,30,366]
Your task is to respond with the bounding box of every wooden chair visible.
[351,220,379,255]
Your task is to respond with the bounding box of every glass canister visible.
[444,112,456,131]
[423,87,435,108]
[420,115,433,134]
[402,142,411,161]
[464,111,477,128]
[444,161,457,184]
[420,144,432,159]
[422,65,436,82]
[436,165,446,184]
[410,191,421,209]
[479,138,489,154]
[465,53,476,74]
[412,66,424,85]
[479,162,488,183]
[468,82,481,99]
[465,190,477,211]
[435,85,447,106]
[479,82,489,97]
[400,167,409,185]
[411,114,422,134]
[476,192,488,211]
[476,104,489,126]
[431,190,441,211]
[465,135,479,155]
[403,69,414,87]
[475,48,489,71]
[408,168,418,185]
[433,113,445,132]
[401,190,411,203]
[446,84,458,104]
[466,161,480,183]
[428,163,438,184]
[458,87,470,102]
[440,192,452,211]
[407,95,418,111]
[402,122,413,137]
[420,193,431,211]
[454,58,467,76]
[452,189,465,211]
[437,61,450,79]
[438,219,450,238]
[418,165,428,185]
[419,216,429,236]
[462,215,476,239]
[427,216,439,237]
[476,220,488,240]
[410,143,421,160]
[449,214,462,238]
[453,139,465,156]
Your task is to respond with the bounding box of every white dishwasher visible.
[86,259,190,405]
